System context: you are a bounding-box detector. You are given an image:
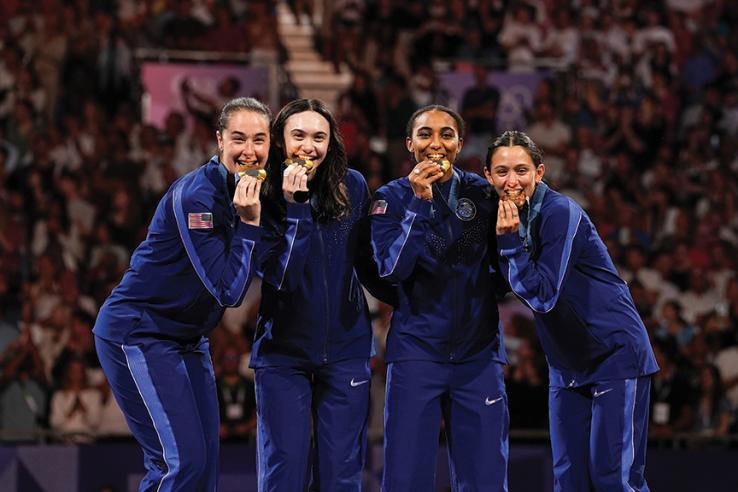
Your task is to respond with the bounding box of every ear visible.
[405,137,413,153]
[483,166,494,185]
[457,137,464,152]
[535,163,546,183]
[216,131,223,153]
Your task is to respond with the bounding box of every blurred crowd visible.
[1,0,737,446]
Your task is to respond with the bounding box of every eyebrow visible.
[494,163,530,169]
[415,126,457,133]
[290,129,328,136]
[230,131,267,137]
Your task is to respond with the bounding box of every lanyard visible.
[433,170,461,215]
[518,181,548,251]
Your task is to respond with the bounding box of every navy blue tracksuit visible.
[94,157,260,491]
[250,169,392,491]
[496,183,659,492]
[371,170,509,491]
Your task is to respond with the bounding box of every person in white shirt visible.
[50,358,102,443]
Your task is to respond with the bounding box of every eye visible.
[417,131,430,138]
[442,132,455,139]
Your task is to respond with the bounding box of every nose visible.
[430,133,442,149]
[241,141,255,159]
[300,138,314,154]
[505,173,520,188]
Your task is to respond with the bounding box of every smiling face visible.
[485,145,545,206]
[283,110,330,181]
[406,109,463,174]
[216,109,270,175]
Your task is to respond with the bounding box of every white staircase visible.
[276,2,353,111]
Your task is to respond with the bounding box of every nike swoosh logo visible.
[485,396,504,406]
[593,388,614,398]
[350,378,369,387]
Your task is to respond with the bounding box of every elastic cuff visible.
[286,202,312,219]
[497,233,524,255]
[406,195,433,218]
[235,222,264,241]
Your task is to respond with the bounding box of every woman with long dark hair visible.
[251,98,393,491]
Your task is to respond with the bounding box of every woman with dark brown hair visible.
[251,98,393,491]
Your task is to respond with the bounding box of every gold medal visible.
[502,189,527,209]
[240,168,267,181]
[284,156,314,170]
[236,161,267,181]
[432,159,451,173]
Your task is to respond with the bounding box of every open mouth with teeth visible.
[236,160,266,181]
[502,189,527,208]
[284,155,315,170]
[427,154,451,172]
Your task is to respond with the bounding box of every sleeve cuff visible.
[497,232,525,256]
[234,221,264,242]
[406,195,433,218]
[286,202,312,219]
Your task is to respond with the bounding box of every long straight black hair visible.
[263,98,350,222]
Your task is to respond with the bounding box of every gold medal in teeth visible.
[503,189,526,208]
[236,161,266,181]
[428,155,451,172]
[284,157,314,170]
[240,168,267,181]
[433,159,451,172]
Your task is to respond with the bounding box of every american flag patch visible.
[188,212,213,229]
[370,199,388,215]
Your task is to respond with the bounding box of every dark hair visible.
[405,104,465,139]
[217,97,272,133]
[264,98,350,222]
[485,130,544,170]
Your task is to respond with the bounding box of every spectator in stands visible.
[217,347,256,442]
[539,8,580,68]
[714,338,738,414]
[693,364,732,437]
[499,3,542,72]
[0,327,48,442]
[49,357,102,443]
[655,300,699,350]
[650,342,695,438]
[459,63,500,161]
[526,100,572,182]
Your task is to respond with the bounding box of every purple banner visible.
[140,62,268,128]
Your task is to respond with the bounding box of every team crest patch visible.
[455,198,476,221]
[188,212,214,229]
[370,199,388,215]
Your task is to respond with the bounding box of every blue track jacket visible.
[94,156,261,343]
[250,169,393,368]
[371,170,507,364]
[496,184,658,388]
